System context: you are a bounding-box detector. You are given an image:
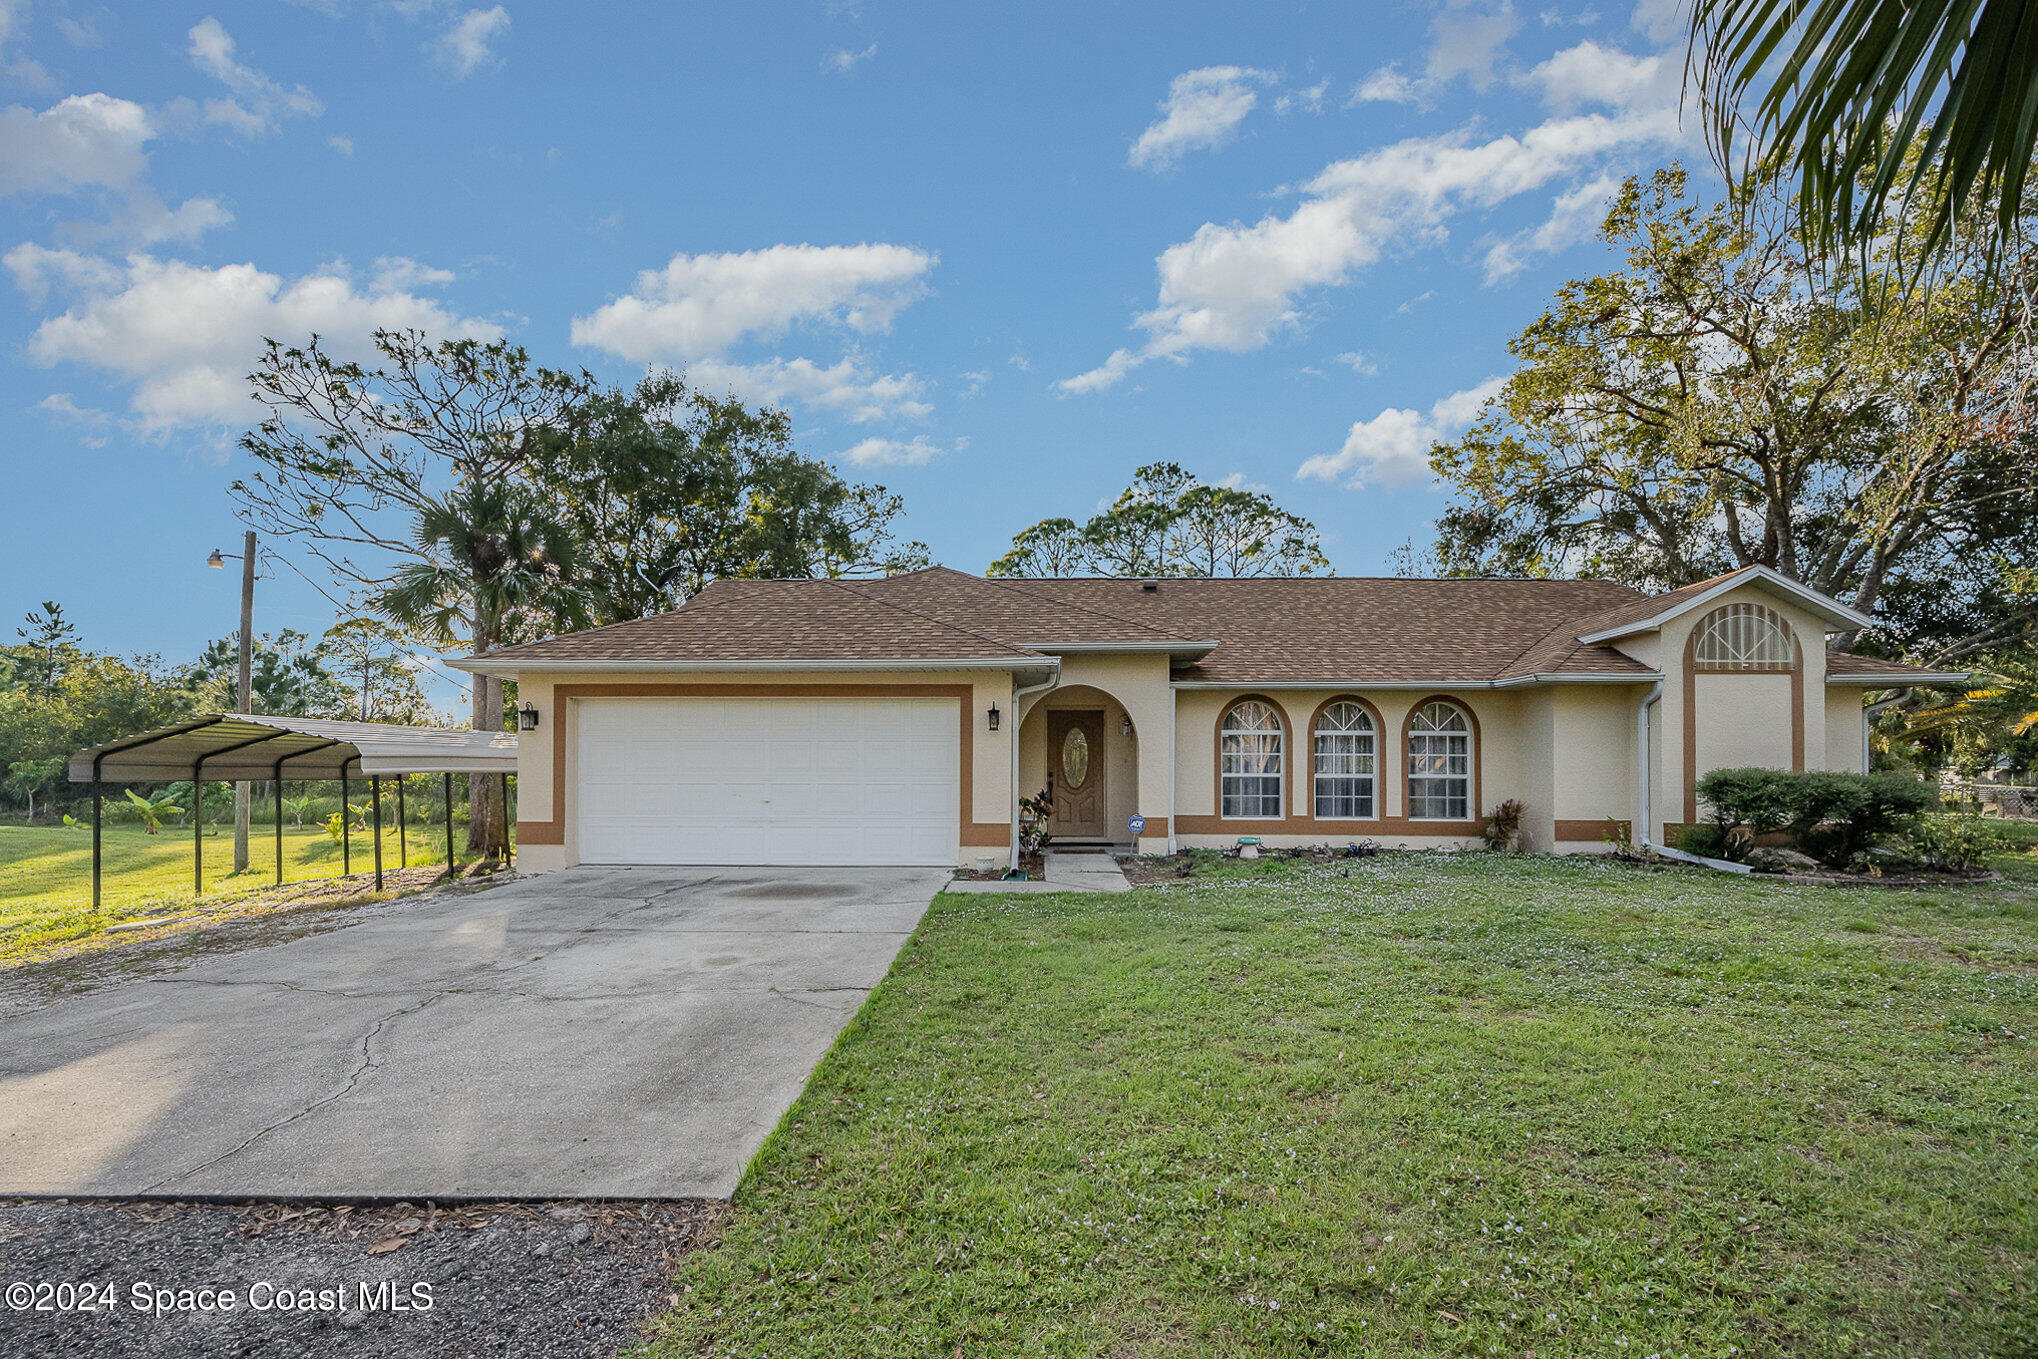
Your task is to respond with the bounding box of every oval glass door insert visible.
[1061,728,1091,789]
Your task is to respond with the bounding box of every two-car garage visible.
[572,696,961,867]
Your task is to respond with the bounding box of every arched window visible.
[1407,701,1471,820]
[1691,603,1794,670]
[1313,701,1376,819]
[1220,700,1284,819]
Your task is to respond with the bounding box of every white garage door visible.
[574,696,959,866]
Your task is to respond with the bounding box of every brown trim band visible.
[1554,818,1629,842]
[1175,814,1481,836]
[527,682,991,852]
[1682,620,1806,826]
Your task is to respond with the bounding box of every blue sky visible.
[0,0,1707,694]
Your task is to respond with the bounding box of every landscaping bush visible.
[1672,822,1732,859]
[1694,767,1937,868]
[1904,814,2007,872]
[1480,798,1528,852]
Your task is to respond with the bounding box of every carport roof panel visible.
[67,713,519,783]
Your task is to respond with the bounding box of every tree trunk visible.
[468,628,508,859]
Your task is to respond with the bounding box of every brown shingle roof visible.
[1824,652,1967,683]
[469,568,1723,685]
[477,576,1043,665]
[1016,576,1650,685]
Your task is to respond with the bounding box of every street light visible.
[208,531,258,873]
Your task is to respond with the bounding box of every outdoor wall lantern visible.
[1120,715,1133,737]
[518,702,541,731]
[987,703,1001,731]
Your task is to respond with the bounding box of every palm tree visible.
[371,481,587,855]
[1902,648,2038,770]
[1689,0,2038,264]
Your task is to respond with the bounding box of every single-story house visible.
[450,564,1959,872]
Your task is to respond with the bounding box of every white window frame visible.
[1220,700,1284,820]
[1312,700,1377,820]
[1691,602,1795,671]
[1406,700,1472,821]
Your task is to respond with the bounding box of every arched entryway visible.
[1017,683,1141,846]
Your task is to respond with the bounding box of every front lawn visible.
[0,819,463,962]
[646,846,2038,1357]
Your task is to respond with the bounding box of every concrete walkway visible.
[945,850,1133,894]
[0,865,945,1200]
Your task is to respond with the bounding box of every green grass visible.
[0,818,462,961]
[645,846,2038,1358]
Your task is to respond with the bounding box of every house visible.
[449,564,1959,871]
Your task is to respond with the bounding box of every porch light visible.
[1120,715,1132,737]
[986,703,1000,731]
[518,702,540,731]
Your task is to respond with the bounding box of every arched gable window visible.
[1691,603,1795,670]
[1406,700,1472,821]
[1220,700,1284,819]
[1313,700,1376,818]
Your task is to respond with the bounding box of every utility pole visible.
[210,532,259,874]
[234,529,256,873]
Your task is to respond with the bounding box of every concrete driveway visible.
[0,866,945,1200]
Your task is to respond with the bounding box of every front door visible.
[1045,710,1107,839]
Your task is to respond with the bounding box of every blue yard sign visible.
[1127,815,1147,835]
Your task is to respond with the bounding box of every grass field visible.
[0,818,468,962]
[646,842,2038,1358]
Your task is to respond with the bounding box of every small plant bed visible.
[1126,843,1384,884]
[954,852,1045,882]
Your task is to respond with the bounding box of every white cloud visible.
[371,255,455,290]
[690,356,931,424]
[1334,350,1378,375]
[1519,40,1674,113]
[1296,376,1504,487]
[1056,346,1142,396]
[187,16,322,136]
[960,368,990,396]
[1631,0,1683,43]
[840,435,945,467]
[1062,105,1684,391]
[572,242,934,361]
[1482,172,1620,282]
[0,93,153,197]
[1273,80,1329,116]
[823,42,875,73]
[328,133,353,155]
[1427,2,1520,91]
[36,392,116,446]
[1128,66,1274,170]
[14,254,497,431]
[435,6,508,77]
[1348,64,1422,105]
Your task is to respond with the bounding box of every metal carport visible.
[67,713,519,907]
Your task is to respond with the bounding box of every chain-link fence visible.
[1942,781,2038,819]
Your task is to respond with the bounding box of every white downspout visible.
[1010,667,1061,872]
[1635,679,1663,850]
[1167,685,1178,854]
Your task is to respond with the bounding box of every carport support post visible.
[444,772,456,879]
[502,771,513,865]
[395,777,407,869]
[341,764,351,877]
[193,758,204,896]
[91,780,102,911]
[371,775,384,891]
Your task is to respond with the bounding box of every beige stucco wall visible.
[1824,688,1866,772]
[1548,685,1643,846]
[1636,582,1834,840]
[509,667,1017,872]
[1171,687,1537,851]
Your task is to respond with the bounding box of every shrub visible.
[1696,767,1937,868]
[1480,798,1528,852]
[1695,767,1801,838]
[1672,823,1732,859]
[1905,815,2007,871]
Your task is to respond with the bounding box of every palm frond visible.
[1690,0,2038,263]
